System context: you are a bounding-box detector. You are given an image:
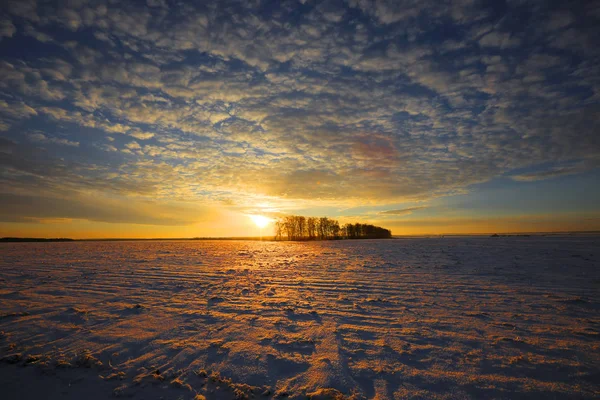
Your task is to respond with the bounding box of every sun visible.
[250,215,271,229]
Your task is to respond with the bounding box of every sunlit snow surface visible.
[1,237,599,399]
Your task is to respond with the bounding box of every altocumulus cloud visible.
[0,0,599,225]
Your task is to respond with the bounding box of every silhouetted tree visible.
[274,215,391,241]
[307,217,317,239]
[275,220,283,240]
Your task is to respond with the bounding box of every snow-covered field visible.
[1,237,599,399]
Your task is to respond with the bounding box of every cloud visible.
[128,131,154,140]
[146,0,169,9]
[382,213,600,234]
[29,132,79,147]
[510,161,599,182]
[0,192,210,226]
[0,100,38,120]
[23,24,53,42]
[124,141,141,150]
[0,19,16,40]
[0,61,66,101]
[379,206,427,216]
[0,0,598,226]
[478,31,521,48]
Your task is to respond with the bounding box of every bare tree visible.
[274,215,391,241]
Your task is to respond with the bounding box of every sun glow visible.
[250,215,271,229]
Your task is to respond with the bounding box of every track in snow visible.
[1,237,599,399]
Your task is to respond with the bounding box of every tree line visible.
[274,215,392,241]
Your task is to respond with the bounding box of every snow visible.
[1,236,599,399]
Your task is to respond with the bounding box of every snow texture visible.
[1,236,599,399]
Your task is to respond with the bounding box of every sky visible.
[0,0,599,238]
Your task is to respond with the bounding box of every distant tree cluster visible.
[274,216,391,241]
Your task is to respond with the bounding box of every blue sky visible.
[0,0,599,237]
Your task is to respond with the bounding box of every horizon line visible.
[2,230,600,242]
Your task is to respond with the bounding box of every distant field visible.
[1,237,599,399]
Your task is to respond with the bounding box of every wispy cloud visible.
[0,192,211,226]
[28,132,79,147]
[511,160,599,182]
[379,206,427,216]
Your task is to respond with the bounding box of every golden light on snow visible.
[249,214,271,229]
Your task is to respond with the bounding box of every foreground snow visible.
[0,236,599,399]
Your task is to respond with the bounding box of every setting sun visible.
[249,215,271,229]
